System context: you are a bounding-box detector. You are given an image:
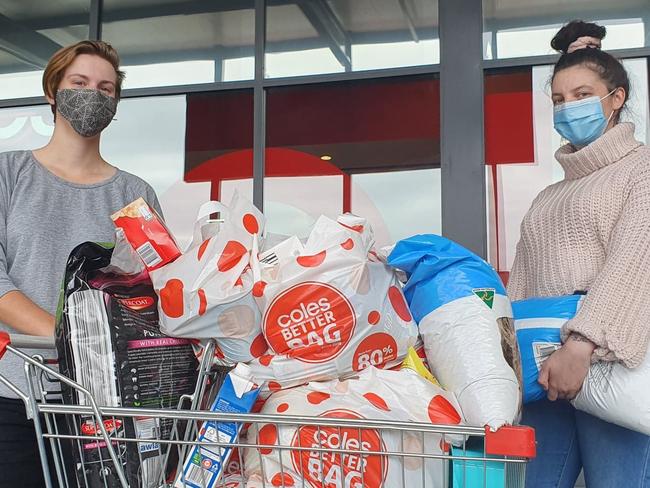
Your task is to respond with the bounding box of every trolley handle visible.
[485,425,536,458]
[0,331,55,359]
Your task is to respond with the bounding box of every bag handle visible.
[251,233,261,284]
[195,201,229,222]
[189,201,231,250]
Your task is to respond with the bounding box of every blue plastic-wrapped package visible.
[512,295,583,404]
[388,234,521,430]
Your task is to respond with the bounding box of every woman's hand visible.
[538,334,595,401]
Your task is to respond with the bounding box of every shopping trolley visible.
[0,332,535,488]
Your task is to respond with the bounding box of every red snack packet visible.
[111,198,181,271]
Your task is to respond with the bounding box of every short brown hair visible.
[43,40,126,102]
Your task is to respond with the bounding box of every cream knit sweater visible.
[508,122,650,368]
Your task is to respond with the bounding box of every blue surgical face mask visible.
[553,90,616,147]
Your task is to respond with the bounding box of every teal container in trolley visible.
[449,426,535,487]
[450,439,506,488]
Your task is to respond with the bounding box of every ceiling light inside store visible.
[320,155,332,160]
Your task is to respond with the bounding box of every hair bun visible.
[551,20,606,54]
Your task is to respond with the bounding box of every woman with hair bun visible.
[508,20,650,488]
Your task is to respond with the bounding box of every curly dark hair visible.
[551,20,630,121]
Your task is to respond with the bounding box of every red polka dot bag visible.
[244,366,464,488]
[248,214,419,392]
[151,191,268,364]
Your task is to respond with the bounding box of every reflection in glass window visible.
[353,169,441,246]
[599,20,646,50]
[266,49,344,79]
[483,0,650,60]
[352,40,440,71]
[102,96,186,197]
[266,0,439,78]
[101,95,207,247]
[483,32,494,60]
[496,25,560,59]
[121,61,216,90]
[223,57,255,82]
[265,76,441,248]
[0,70,45,100]
[0,105,54,152]
[496,20,645,59]
[102,1,255,87]
[0,0,89,99]
[265,172,344,238]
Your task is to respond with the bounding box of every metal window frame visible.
[253,0,266,211]
[89,0,103,40]
[2,0,650,257]
[439,0,486,257]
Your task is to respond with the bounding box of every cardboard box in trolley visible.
[175,364,261,488]
[111,197,181,271]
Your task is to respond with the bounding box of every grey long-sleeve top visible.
[0,150,161,398]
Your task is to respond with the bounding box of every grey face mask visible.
[55,88,117,137]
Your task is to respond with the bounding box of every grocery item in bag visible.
[401,346,440,386]
[103,227,146,275]
[244,367,464,488]
[249,214,418,390]
[112,197,181,270]
[56,242,198,488]
[512,295,583,404]
[513,295,650,435]
[388,235,521,430]
[151,192,267,365]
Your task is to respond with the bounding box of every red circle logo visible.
[352,333,398,372]
[290,409,387,488]
[263,282,356,363]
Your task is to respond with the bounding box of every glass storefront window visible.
[0,105,54,151]
[101,95,187,213]
[0,93,253,251]
[102,1,255,88]
[182,90,254,245]
[266,0,439,79]
[265,75,441,248]
[483,0,650,60]
[0,1,89,100]
[103,95,199,247]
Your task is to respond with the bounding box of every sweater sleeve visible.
[562,164,650,368]
[507,239,530,301]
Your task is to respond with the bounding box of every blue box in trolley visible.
[175,363,261,488]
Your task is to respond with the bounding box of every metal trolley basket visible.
[0,333,535,488]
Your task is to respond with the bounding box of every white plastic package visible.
[388,235,521,430]
[575,352,650,435]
